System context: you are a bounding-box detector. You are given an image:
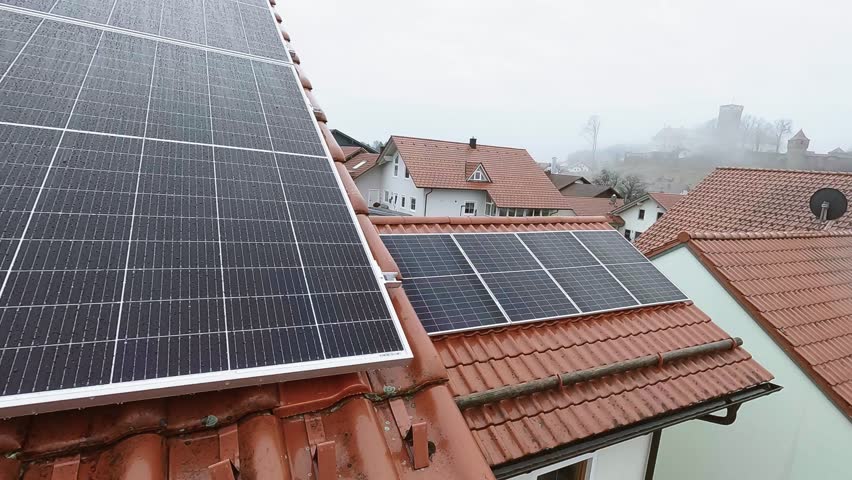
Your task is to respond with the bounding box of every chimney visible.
[469,137,477,149]
[609,194,618,206]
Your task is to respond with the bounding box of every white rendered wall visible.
[423,188,488,217]
[617,200,665,239]
[377,152,422,214]
[651,247,852,480]
[353,168,382,206]
[509,434,651,480]
[591,434,652,480]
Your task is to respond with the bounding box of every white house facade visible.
[352,135,574,217]
[612,192,683,242]
[650,235,852,480]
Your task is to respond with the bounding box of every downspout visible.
[423,188,433,216]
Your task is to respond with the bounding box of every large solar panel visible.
[0,2,409,415]
[382,231,687,335]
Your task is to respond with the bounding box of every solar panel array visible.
[0,0,408,414]
[382,231,688,334]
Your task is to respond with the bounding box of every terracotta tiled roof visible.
[0,4,497,479]
[564,196,623,216]
[547,173,585,190]
[391,136,572,210]
[636,167,852,256]
[661,230,852,420]
[559,183,619,198]
[343,151,380,179]
[649,192,685,210]
[341,145,363,159]
[372,216,774,467]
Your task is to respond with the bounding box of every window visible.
[624,229,632,239]
[468,164,489,182]
[485,199,495,216]
[404,167,410,179]
[410,197,416,211]
[384,190,389,202]
[657,211,664,220]
[393,156,399,177]
[638,209,646,220]
[401,197,406,208]
[537,461,588,480]
[634,231,642,239]
[463,201,476,215]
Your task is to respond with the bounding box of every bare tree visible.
[582,115,601,164]
[619,174,648,201]
[773,119,792,153]
[592,168,620,188]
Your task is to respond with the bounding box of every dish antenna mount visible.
[809,188,848,221]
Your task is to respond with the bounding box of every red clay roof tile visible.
[342,151,380,179]
[564,196,623,216]
[663,230,852,420]
[390,136,573,210]
[372,216,773,466]
[636,167,852,255]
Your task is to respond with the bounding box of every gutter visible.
[491,382,782,479]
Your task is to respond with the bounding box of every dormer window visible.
[467,164,491,182]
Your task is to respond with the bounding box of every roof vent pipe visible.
[469,137,477,149]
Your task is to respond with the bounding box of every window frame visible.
[410,197,417,212]
[656,211,664,220]
[463,201,476,215]
[393,156,400,177]
[638,209,646,220]
[508,451,596,480]
[624,229,632,240]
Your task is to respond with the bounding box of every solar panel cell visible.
[109,0,162,35]
[573,230,648,265]
[517,231,598,269]
[0,10,40,73]
[403,275,507,333]
[68,32,156,136]
[607,262,687,304]
[549,265,637,312]
[480,270,579,321]
[382,235,474,278]
[0,21,100,128]
[239,3,289,61]
[50,0,111,23]
[453,233,540,273]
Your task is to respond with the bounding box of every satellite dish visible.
[809,188,848,221]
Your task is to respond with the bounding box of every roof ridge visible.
[716,166,852,176]
[391,134,527,151]
[680,230,852,241]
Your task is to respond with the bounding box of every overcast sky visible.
[284,1,851,161]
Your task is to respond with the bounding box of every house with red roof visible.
[352,136,575,217]
[635,167,852,256]
[611,192,684,242]
[649,230,852,480]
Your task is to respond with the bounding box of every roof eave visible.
[678,236,852,421]
[491,382,782,479]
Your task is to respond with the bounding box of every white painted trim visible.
[508,451,597,480]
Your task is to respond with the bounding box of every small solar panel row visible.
[383,231,687,334]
